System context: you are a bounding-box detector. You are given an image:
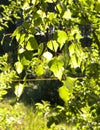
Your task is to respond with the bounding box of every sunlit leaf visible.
[63,9,72,20]
[22,2,30,10]
[19,33,26,45]
[45,0,53,2]
[69,43,83,68]
[26,35,38,50]
[58,86,69,103]
[95,0,100,12]
[12,26,21,41]
[43,51,53,61]
[18,51,33,66]
[54,30,67,49]
[15,61,23,74]
[38,43,44,56]
[18,48,25,54]
[58,77,76,103]
[47,12,57,21]
[63,77,76,91]
[69,43,75,56]
[0,90,7,97]
[56,3,66,15]
[47,40,59,52]
[15,83,24,98]
[35,64,44,76]
[70,54,79,68]
[37,10,46,18]
[56,3,63,14]
[49,58,64,80]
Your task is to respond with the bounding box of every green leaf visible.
[69,43,75,56]
[45,0,53,2]
[35,64,44,76]
[22,1,30,10]
[69,44,83,68]
[15,83,24,98]
[34,17,42,26]
[26,35,38,50]
[63,9,72,20]
[19,33,26,45]
[58,86,69,103]
[18,48,25,54]
[54,30,67,49]
[38,43,44,56]
[0,90,7,100]
[43,51,53,61]
[47,40,59,52]
[12,26,21,41]
[58,77,76,103]
[70,54,79,68]
[56,3,64,14]
[22,22,30,29]
[63,77,76,91]
[37,10,46,19]
[20,56,30,66]
[15,61,23,74]
[18,51,33,66]
[0,26,4,31]
[95,0,100,12]
[47,12,57,21]
[49,58,64,80]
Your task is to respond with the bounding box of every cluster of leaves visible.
[1,100,99,129]
[0,54,17,100]
[0,0,100,129]
[0,101,76,130]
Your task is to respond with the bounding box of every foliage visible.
[0,101,75,130]
[0,54,17,100]
[0,0,100,129]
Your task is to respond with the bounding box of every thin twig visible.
[12,78,59,82]
[3,33,12,37]
[12,77,84,82]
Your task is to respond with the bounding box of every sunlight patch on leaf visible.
[35,65,44,76]
[12,26,21,42]
[63,9,72,20]
[63,77,76,92]
[58,86,69,103]
[58,77,76,103]
[55,30,67,49]
[47,40,59,52]
[69,43,75,56]
[15,61,23,74]
[49,58,64,80]
[43,51,53,61]
[47,12,57,21]
[26,35,38,50]
[15,83,24,98]
[70,54,79,68]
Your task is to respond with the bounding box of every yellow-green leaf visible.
[47,40,59,52]
[26,35,38,50]
[15,83,24,98]
[58,86,69,103]
[43,51,53,61]
[49,58,64,80]
[35,65,44,76]
[55,30,67,49]
[15,61,23,74]
[63,9,72,20]
[95,0,100,12]
[63,77,76,91]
